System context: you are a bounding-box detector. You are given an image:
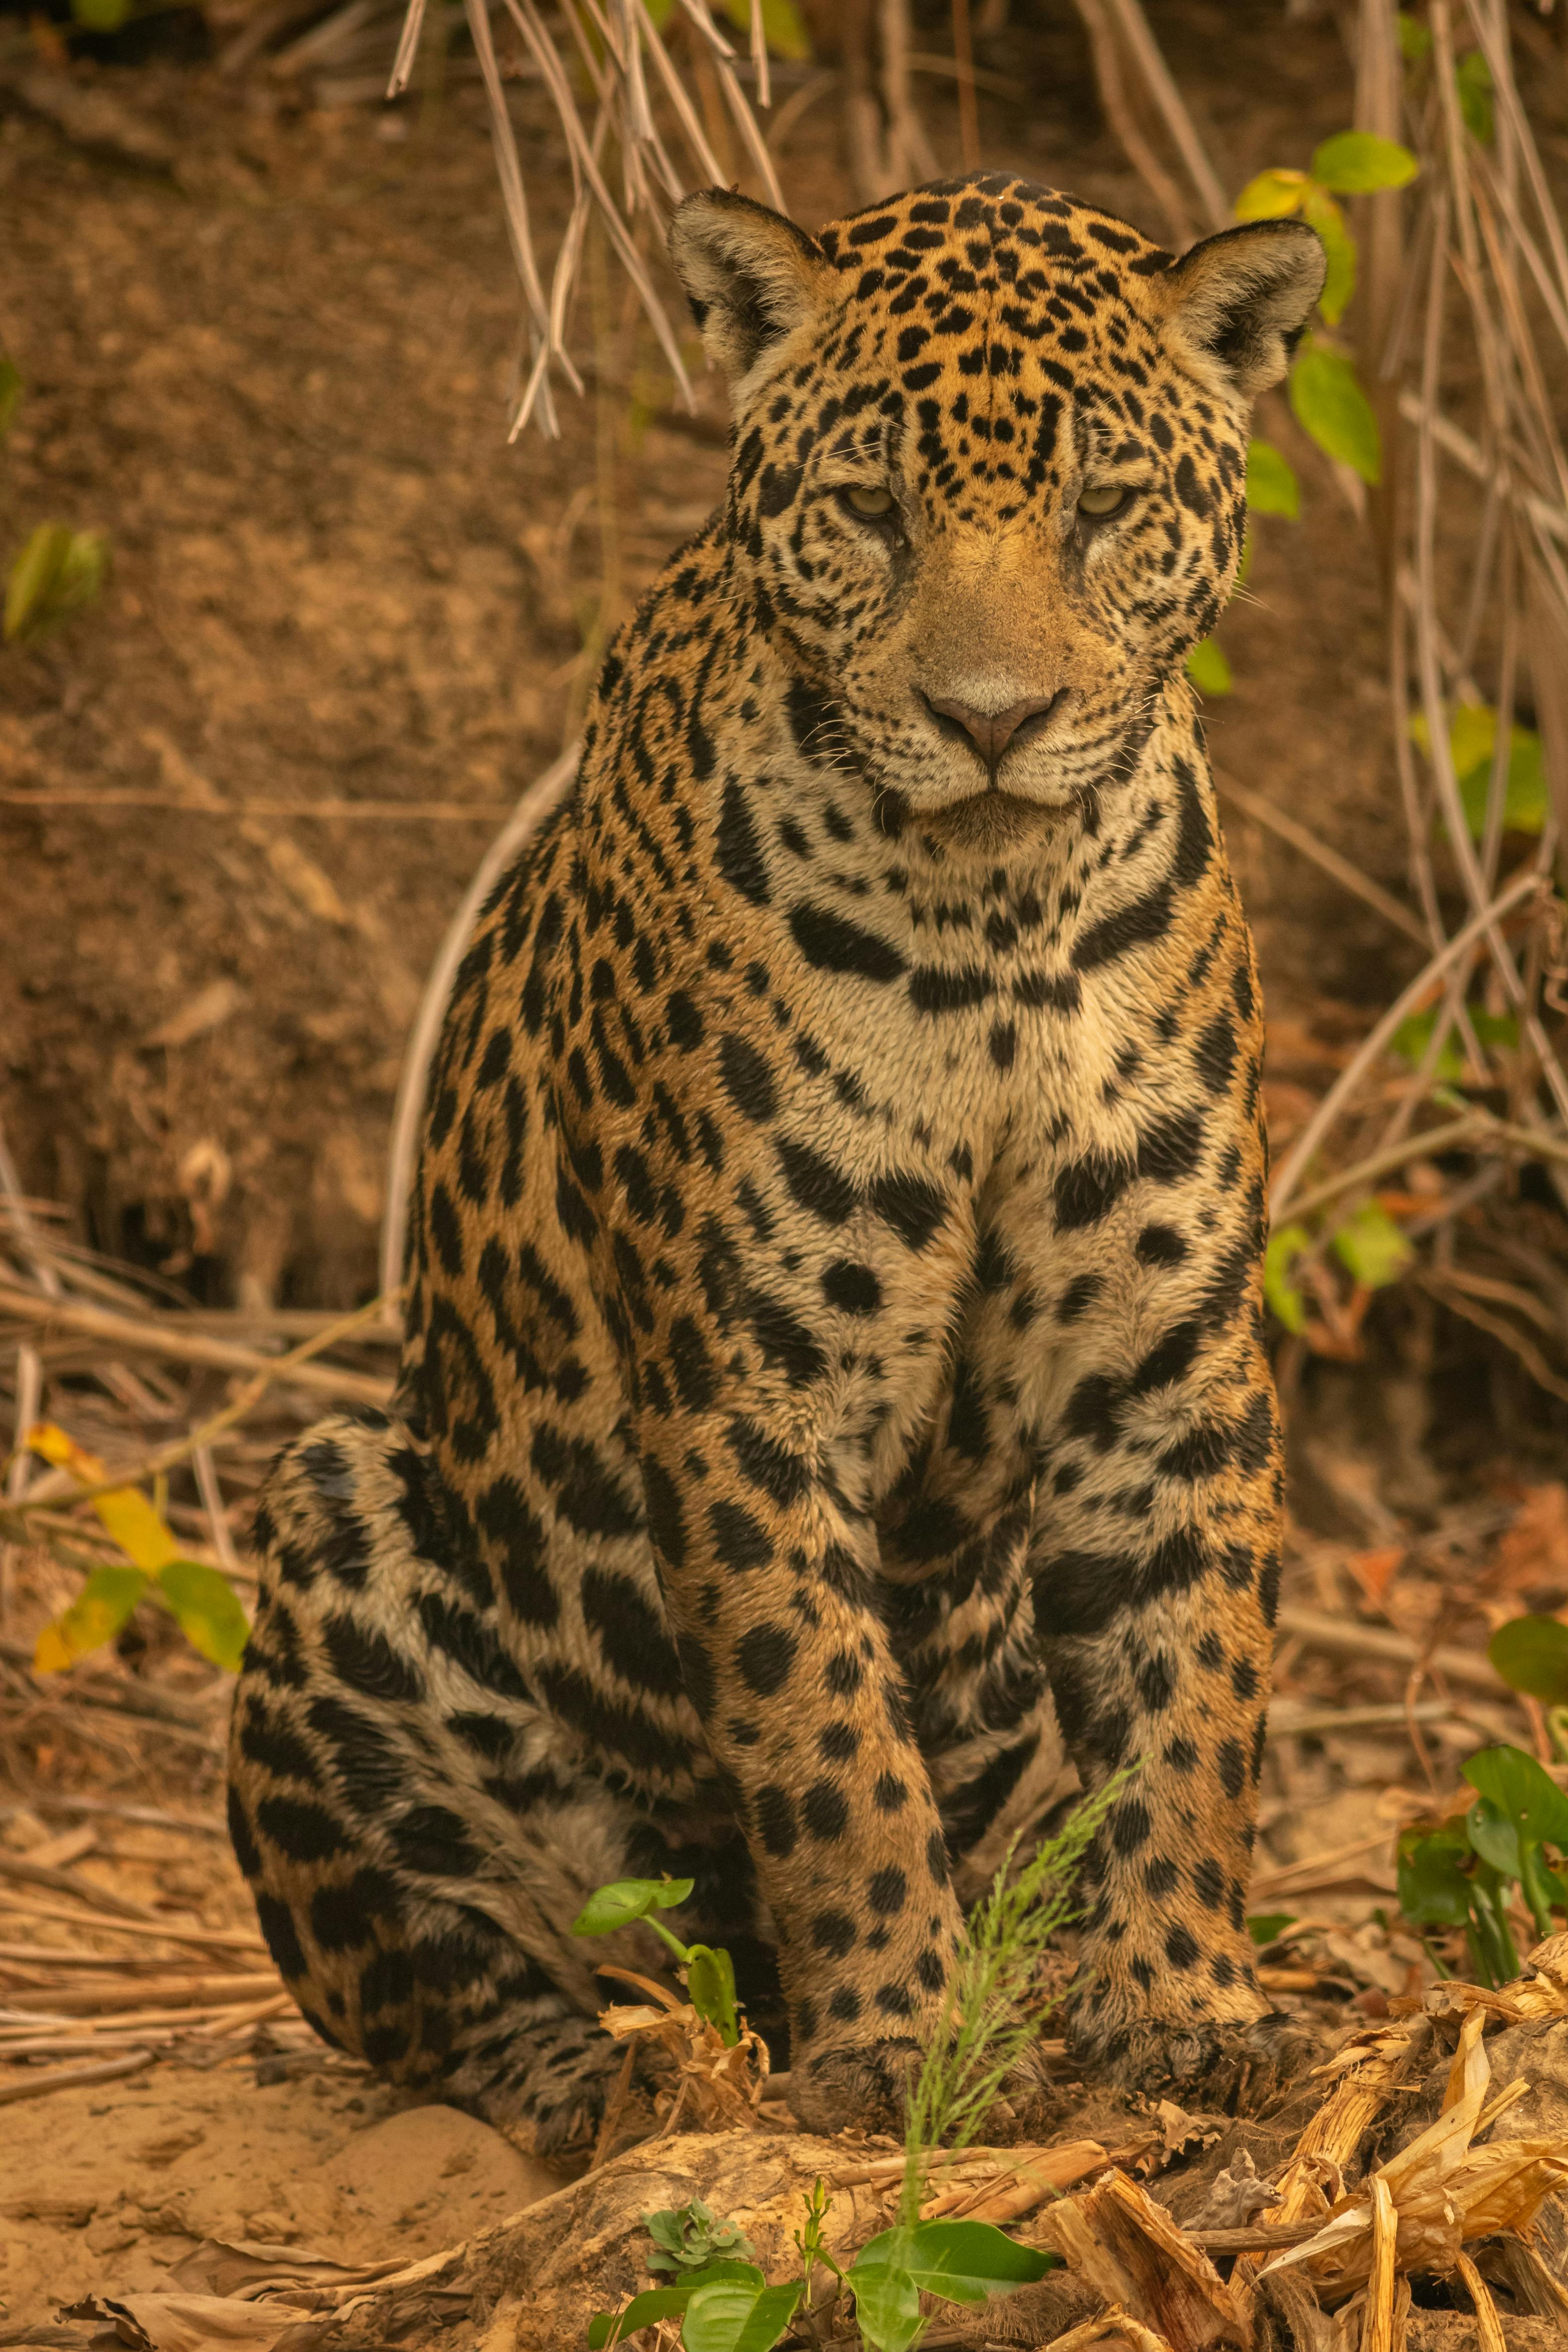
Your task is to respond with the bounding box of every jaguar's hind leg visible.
[228,1410,650,2149]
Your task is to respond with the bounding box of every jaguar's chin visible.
[911,787,1067,854]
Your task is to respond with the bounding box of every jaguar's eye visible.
[1078,483,1130,518]
[843,485,896,519]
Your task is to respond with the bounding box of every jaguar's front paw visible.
[788,2034,1054,2140]
[1083,2011,1323,2113]
[788,2035,925,2135]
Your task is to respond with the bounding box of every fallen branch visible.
[0,2050,154,2105]
[1273,1602,1512,1693]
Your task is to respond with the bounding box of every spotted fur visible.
[228,173,1324,2149]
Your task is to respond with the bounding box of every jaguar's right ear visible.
[668,189,835,394]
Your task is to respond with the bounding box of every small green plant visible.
[1410,702,1548,841]
[585,1783,1130,2350]
[10,1423,249,1673]
[588,2257,801,2350]
[571,1875,740,2044]
[1398,1740,1568,1985]
[589,2169,1058,2352]
[1185,127,1419,700]
[897,1773,1127,2219]
[1235,130,1418,480]
[644,2201,758,2280]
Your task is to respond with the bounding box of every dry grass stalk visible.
[0,1276,393,1416]
[386,0,784,438]
[1079,1,1568,1384]
[0,1899,264,1957]
[0,2049,154,2105]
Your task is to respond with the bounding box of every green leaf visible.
[1302,187,1355,327]
[1245,439,1300,519]
[682,2275,804,2352]
[572,1875,695,1938]
[1309,131,1420,196]
[1465,1746,1568,1946]
[903,2220,1058,2292]
[845,2256,924,2352]
[71,0,134,27]
[587,2286,700,2348]
[1185,637,1232,696]
[1289,341,1380,483]
[588,2266,765,2347]
[1392,1009,1467,1086]
[0,357,21,441]
[5,523,71,645]
[685,1942,740,2046]
[1412,702,1547,838]
[719,0,810,61]
[33,1566,149,1674]
[1397,1824,1473,1928]
[1331,1198,1413,1290]
[1247,1911,1297,1946]
[1398,12,1433,63]
[1462,1743,1568,1854]
[4,523,109,646]
[1263,1223,1310,1334]
[1466,1792,1524,1881]
[1489,1616,1568,1708]
[1460,734,1547,839]
[1233,169,1308,222]
[1446,701,1497,777]
[1456,48,1494,145]
[154,1559,250,1671]
[1393,1003,1517,1082]
[853,2220,1057,2304]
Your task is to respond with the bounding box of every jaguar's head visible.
[669,172,1323,846]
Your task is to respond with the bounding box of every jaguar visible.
[227,169,1325,2151]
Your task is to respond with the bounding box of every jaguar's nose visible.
[922,690,1066,778]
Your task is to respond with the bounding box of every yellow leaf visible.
[106,1495,182,1568]
[27,1421,105,1478]
[33,1622,74,1674]
[1234,170,1308,222]
[27,1419,182,1570]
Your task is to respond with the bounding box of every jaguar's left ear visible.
[668,188,836,394]
[1159,219,1326,399]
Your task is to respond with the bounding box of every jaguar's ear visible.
[1160,219,1326,399]
[668,188,835,392]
